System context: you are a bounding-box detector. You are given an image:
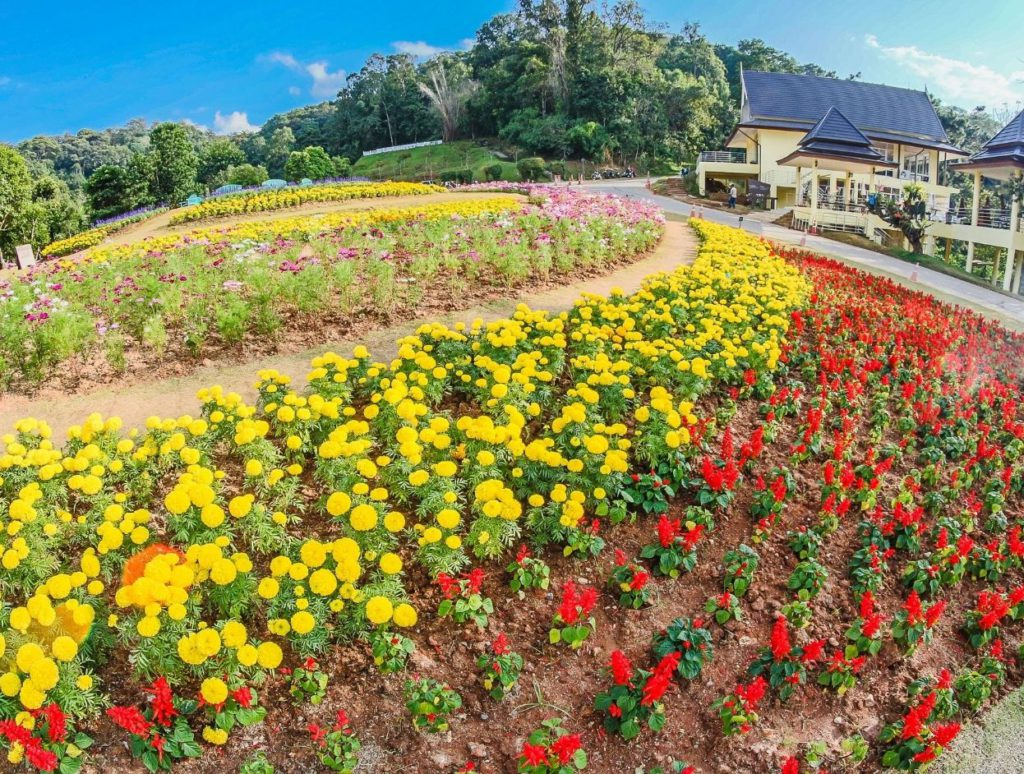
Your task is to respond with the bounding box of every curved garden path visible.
[0,219,696,437]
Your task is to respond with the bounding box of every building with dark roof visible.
[696,70,965,209]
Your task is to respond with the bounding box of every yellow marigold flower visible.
[258,577,280,600]
[392,603,418,628]
[164,489,191,515]
[76,675,93,691]
[365,596,393,625]
[237,644,258,667]
[436,509,460,530]
[0,672,21,697]
[383,511,405,532]
[256,641,283,669]
[228,495,253,519]
[221,621,247,649]
[202,726,229,745]
[349,504,378,532]
[200,677,229,705]
[379,553,403,574]
[210,559,238,586]
[50,636,78,662]
[15,643,44,673]
[309,569,338,596]
[290,611,316,635]
[201,504,225,529]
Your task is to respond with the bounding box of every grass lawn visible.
[352,140,521,182]
[821,231,1017,299]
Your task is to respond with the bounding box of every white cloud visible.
[288,86,302,96]
[865,34,1024,108]
[305,61,347,97]
[392,40,446,58]
[213,110,259,135]
[266,52,299,70]
[262,51,346,98]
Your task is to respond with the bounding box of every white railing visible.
[363,139,442,157]
[698,150,749,164]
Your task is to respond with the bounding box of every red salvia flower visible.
[770,616,792,660]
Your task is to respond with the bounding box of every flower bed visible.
[2,221,1023,773]
[41,206,170,259]
[0,191,662,391]
[167,182,444,225]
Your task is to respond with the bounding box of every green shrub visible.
[484,163,504,182]
[517,157,547,182]
[440,168,474,184]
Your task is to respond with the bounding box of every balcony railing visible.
[698,150,749,164]
[940,207,1015,230]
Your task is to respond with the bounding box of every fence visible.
[362,140,443,157]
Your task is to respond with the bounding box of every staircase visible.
[657,178,690,197]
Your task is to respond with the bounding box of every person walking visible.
[728,183,737,209]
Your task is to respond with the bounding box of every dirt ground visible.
[0,220,695,437]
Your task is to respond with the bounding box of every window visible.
[874,142,896,176]
[901,150,930,182]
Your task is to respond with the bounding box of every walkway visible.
[588,179,1024,331]
[0,221,697,436]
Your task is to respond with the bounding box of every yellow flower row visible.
[168,181,445,225]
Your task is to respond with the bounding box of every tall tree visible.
[0,146,33,259]
[265,127,296,178]
[198,139,246,186]
[149,123,198,203]
[419,61,479,142]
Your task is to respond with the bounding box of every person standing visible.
[728,183,737,209]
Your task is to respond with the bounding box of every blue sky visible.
[1,0,1022,143]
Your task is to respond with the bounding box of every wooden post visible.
[944,238,952,262]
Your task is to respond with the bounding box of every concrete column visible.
[828,174,836,208]
[971,170,982,225]
[810,171,818,226]
[845,172,853,207]
[698,167,706,197]
[1004,196,1021,291]
[795,166,802,204]
[966,242,975,274]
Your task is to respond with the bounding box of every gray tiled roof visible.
[742,71,950,142]
[801,106,874,147]
[966,109,1024,165]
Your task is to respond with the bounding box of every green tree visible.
[17,176,86,249]
[198,139,246,186]
[149,123,198,203]
[265,127,296,178]
[227,164,269,187]
[84,165,131,219]
[0,146,33,259]
[883,183,930,253]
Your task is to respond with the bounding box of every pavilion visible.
[775,106,896,226]
[948,109,1024,291]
